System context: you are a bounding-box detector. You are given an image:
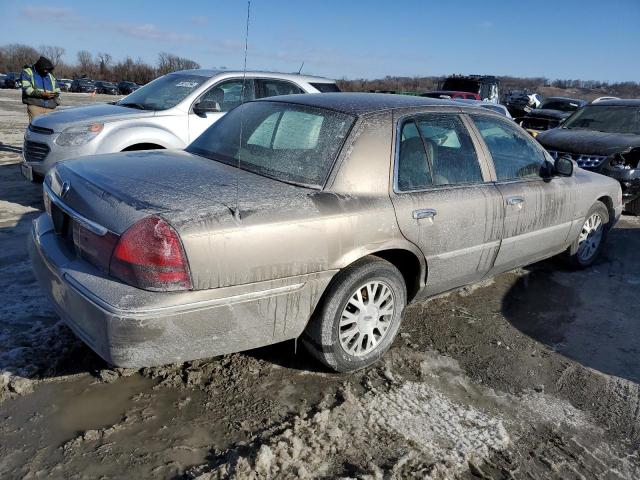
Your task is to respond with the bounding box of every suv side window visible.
[201,79,255,112]
[257,79,304,98]
[397,114,483,191]
[471,115,548,180]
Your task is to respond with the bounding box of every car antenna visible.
[234,0,251,222]
[297,61,304,74]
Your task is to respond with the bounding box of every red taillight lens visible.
[109,216,192,291]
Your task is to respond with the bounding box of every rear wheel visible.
[302,256,406,372]
[566,201,610,268]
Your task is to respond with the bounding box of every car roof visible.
[261,92,458,115]
[171,69,335,83]
[586,99,640,107]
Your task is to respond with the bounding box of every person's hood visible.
[537,128,640,156]
[34,56,54,75]
[30,103,156,132]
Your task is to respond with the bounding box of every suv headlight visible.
[55,123,104,147]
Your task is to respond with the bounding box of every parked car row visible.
[1,72,141,95]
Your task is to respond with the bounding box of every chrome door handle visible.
[413,208,437,220]
[506,196,524,206]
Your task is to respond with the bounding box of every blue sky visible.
[1,0,639,82]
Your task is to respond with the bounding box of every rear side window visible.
[310,82,341,93]
[258,79,304,98]
[397,114,483,191]
[471,115,547,180]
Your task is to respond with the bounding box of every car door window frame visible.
[392,111,494,194]
[190,78,257,114]
[465,112,555,185]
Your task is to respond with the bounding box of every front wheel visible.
[302,256,407,373]
[566,201,610,268]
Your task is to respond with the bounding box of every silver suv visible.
[20,69,339,180]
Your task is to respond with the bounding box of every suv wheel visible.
[566,201,610,268]
[302,256,406,372]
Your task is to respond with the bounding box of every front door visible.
[469,114,577,274]
[390,112,504,296]
[188,79,256,142]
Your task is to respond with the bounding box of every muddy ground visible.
[1,88,639,479]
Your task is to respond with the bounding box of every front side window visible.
[200,79,255,112]
[186,101,354,188]
[397,114,483,191]
[472,115,547,180]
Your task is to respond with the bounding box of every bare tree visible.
[76,50,94,76]
[39,45,66,67]
[0,43,39,71]
[157,52,200,75]
[96,52,112,78]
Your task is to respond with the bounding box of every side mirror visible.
[193,100,220,116]
[555,155,574,176]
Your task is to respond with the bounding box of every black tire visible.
[625,197,640,216]
[302,256,407,373]
[565,201,610,269]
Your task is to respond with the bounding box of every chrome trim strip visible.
[63,273,306,318]
[43,181,110,237]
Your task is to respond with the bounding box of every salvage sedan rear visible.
[29,93,622,372]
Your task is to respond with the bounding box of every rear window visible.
[186,101,354,188]
[310,82,341,93]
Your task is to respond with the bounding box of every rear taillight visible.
[109,216,192,291]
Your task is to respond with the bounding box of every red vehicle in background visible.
[420,90,481,100]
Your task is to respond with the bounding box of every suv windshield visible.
[563,105,640,134]
[441,79,480,94]
[186,101,355,188]
[540,100,580,112]
[117,73,204,110]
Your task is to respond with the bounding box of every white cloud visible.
[190,15,209,25]
[115,23,197,43]
[21,5,75,21]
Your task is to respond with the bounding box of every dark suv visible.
[70,79,96,93]
[117,81,139,95]
[3,72,21,89]
[95,81,119,94]
[537,99,640,214]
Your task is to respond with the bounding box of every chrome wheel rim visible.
[339,280,395,357]
[577,213,604,262]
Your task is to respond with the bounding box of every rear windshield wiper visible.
[118,102,147,110]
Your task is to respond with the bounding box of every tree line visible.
[2,43,639,98]
[0,44,200,85]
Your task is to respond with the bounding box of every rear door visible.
[390,111,504,296]
[188,78,256,142]
[469,114,577,273]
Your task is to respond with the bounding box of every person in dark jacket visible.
[21,56,61,122]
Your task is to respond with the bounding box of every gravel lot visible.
[1,88,639,479]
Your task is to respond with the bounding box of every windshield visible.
[186,101,355,188]
[563,105,640,134]
[441,78,480,94]
[540,99,581,112]
[117,73,205,110]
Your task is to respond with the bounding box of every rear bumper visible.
[29,214,334,367]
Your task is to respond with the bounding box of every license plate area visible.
[50,202,72,238]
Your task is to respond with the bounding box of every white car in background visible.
[20,69,340,180]
[453,98,513,119]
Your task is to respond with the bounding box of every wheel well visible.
[597,196,614,222]
[371,249,423,301]
[122,143,165,151]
